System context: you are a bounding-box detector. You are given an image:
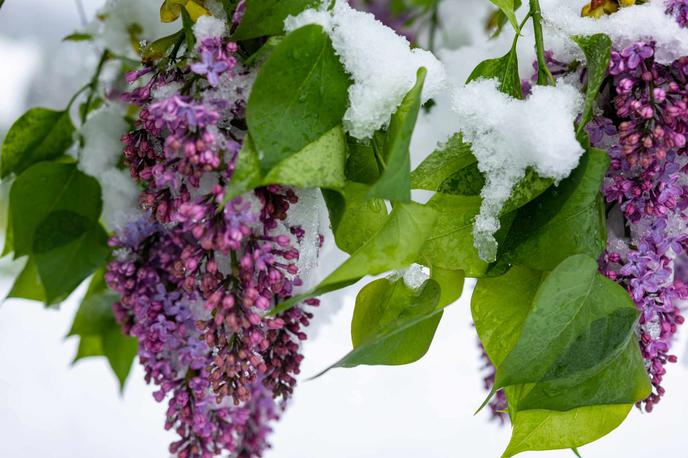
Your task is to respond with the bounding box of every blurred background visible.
[1,1,687,457]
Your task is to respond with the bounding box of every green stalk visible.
[529,0,554,86]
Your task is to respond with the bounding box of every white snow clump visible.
[451,79,584,262]
[540,0,688,64]
[285,0,447,139]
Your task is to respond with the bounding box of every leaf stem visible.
[80,50,111,124]
[529,0,554,86]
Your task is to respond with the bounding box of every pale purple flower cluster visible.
[594,40,688,411]
[108,26,320,458]
[667,0,688,28]
[477,342,507,424]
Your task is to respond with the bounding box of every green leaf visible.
[345,132,385,184]
[68,290,120,336]
[493,255,648,408]
[502,403,632,458]
[1,108,75,178]
[271,202,437,314]
[73,335,105,362]
[10,163,102,258]
[573,34,612,140]
[247,24,350,172]
[368,68,426,202]
[418,193,515,277]
[410,133,474,192]
[34,217,109,304]
[142,31,184,61]
[314,275,451,376]
[322,183,388,254]
[467,37,521,98]
[489,0,520,33]
[103,328,138,391]
[472,265,641,457]
[180,6,196,51]
[63,32,93,42]
[430,267,465,307]
[7,257,46,302]
[224,127,348,202]
[263,126,347,188]
[499,148,609,271]
[231,0,318,40]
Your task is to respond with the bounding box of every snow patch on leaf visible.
[451,79,584,261]
[285,0,447,139]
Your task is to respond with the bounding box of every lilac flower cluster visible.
[666,0,688,28]
[594,40,688,412]
[477,342,507,424]
[107,22,320,457]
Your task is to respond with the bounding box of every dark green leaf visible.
[345,132,385,184]
[499,148,609,271]
[7,257,46,302]
[467,39,521,98]
[246,24,350,172]
[271,202,437,314]
[142,31,184,61]
[573,34,612,140]
[322,183,388,254]
[368,68,426,202]
[10,162,102,258]
[34,220,109,304]
[410,133,474,191]
[181,7,196,51]
[68,291,119,336]
[1,108,75,178]
[231,0,318,40]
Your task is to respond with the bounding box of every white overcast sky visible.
[1,1,687,457]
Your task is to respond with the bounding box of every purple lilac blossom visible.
[108,20,320,458]
[595,40,688,412]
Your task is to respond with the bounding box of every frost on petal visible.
[285,0,447,139]
[540,0,688,64]
[451,79,584,261]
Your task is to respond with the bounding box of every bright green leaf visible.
[502,403,632,458]
[63,32,93,42]
[247,24,350,172]
[489,0,520,32]
[1,108,75,178]
[314,276,445,376]
[73,335,105,362]
[7,257,46,302]
[467,39,522,99]
[322,182,388,254]
[368,68,426,202]
[224,127,348,203]
[231,0,318,40]
[410,132,474,192]
[271,202,437,314]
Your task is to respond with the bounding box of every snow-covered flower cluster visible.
[104,16,322,457]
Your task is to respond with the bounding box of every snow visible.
[540,0,688,64]
[93,0,176,58]
[77,105,141,231]
[193,15,226,42]
[451,79,584,261]
[285,0,447,139]
[402,263,430,290]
